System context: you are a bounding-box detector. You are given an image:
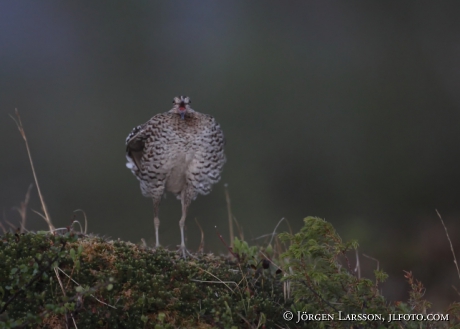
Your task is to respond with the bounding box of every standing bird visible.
[126,96,226,256]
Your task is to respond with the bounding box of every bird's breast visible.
[164,152,193,194]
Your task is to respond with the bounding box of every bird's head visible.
[172,96,192,120]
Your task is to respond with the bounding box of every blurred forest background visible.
[1,1,460,310]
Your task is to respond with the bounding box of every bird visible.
[125,96,226,257]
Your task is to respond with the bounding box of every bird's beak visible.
[179,102,186,119]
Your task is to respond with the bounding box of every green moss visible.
[0,231,287,328]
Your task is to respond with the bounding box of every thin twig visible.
[190,263,237,295]
[10,109,54,231]
[215,226,238,259]
[55,267,117,309]
[190,279,238,285]
[436,209,460,280]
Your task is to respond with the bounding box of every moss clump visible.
[0,217,459,328]
[0,231,288,328]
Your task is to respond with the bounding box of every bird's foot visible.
[177,245,196,259]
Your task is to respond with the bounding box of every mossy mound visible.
[1,217,459,328]
[0,231,288,328]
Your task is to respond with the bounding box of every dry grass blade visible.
[13,183,33,233]
[0,220,6,234]
[54,267,78,328]
[252,218,285,245]
[363,253,380,271]
[233,216,244,241]
[436,209,460,280]
[224,183,234,248]
[259,251,283,273]
[268,217,284,246]
[354,248,361,279]
[363,254,380,284]
[73,209,88,234]
[194,217,205,253]
[72,220,84,234]
[3,218,17,230]
[10,109,54,232]
[32,209,50,223]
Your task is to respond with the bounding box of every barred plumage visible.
[126,96,226,256]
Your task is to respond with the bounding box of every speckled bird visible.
[125,96,226,256]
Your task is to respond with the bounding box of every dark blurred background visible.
[1,1,459,310]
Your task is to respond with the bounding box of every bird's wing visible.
[126,124,147,171]
[188,115,226,196]
[126,114,174,199]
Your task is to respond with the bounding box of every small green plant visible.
[232,237,259,263]
[279,217,456,328]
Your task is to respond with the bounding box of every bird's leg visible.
[153,198,161,248]
[178,190,191,258]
